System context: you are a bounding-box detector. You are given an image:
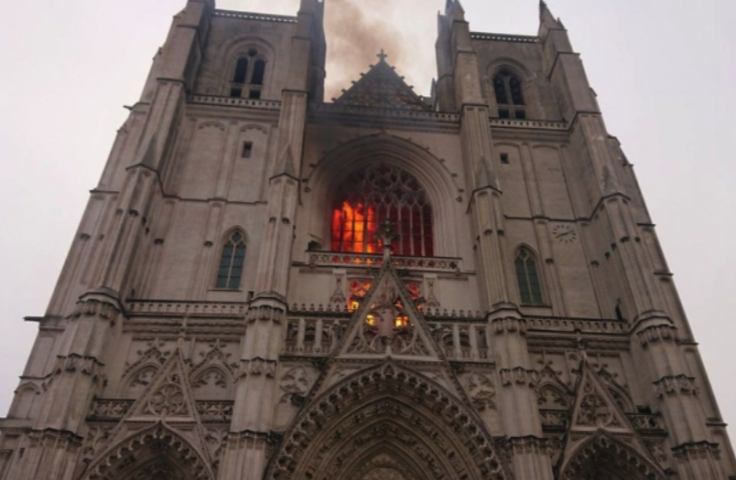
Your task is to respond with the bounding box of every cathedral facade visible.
[1,0,733,479]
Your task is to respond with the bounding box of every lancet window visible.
[493,70,526,119]
[229,49,268,100]
[515,247,543,305]
[331,163,434,257]
[215,231,247,289]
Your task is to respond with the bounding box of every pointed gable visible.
[569,360,630,432]
[334,51,431,111]
[338,257,442,360]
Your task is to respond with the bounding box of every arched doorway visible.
[559,433,667,480]
[266,362,510,480]
[80,424,214,480]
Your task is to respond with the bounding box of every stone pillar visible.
[222,1,321,475]
[491,315,554,480]
[13,296,121,480]
[635,324,726,479]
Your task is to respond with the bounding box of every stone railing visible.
[311,103,460,123]
[214,10,297,23]
[126,301,248,318]
[188,95,281,110]
[471,32,539,43]
[490,118,569,130]
[526,316,628,334]
[305,251,462,273]
[283,317,347,356]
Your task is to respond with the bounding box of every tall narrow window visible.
[331,163,434,257]
[229,49,268,99]
[216,232,247,289]
[515,248,543,305]
[493,71,526,119]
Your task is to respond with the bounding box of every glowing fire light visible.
[395,316,409,328]
[332,202,377,254]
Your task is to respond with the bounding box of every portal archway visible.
[266,362,510,480]
[80,424,214,480]
[559,432,667,480]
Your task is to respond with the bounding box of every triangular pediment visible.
[334,52,431,111]
[338,258,442,361]
[98,349,213,467]
[301,249,470,402]
[557,356,668,480]
[569,359,631,432]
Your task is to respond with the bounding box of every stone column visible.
[221,0,318,471]
[635,324,726,479]
[13,296,121,480]
[491,315,554,480]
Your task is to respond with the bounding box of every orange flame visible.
[333,202,377,253]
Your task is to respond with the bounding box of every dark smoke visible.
[323,0,414,100]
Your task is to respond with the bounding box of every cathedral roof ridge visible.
[213,9,298,24]
[333,50,432,111]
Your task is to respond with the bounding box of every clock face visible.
[553,224,577,244]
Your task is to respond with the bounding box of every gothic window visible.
[515,248,543,305]
[331,163,434,257]
[493,71,526,119]
[229,49,268,100]
[215,231,247,289]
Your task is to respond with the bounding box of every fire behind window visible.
[331,163,434,257]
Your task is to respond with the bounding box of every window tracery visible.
[331,163,434,257]
[515,247,543,305]
[493,70,526,119]
[215,232,246,289]
[229,49,267,100]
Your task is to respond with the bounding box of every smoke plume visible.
[322,0,443,100]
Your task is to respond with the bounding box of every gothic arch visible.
[559,431,667,480]
[486,60,532,119]
[304,135,462,257]
[537,382,572,409]
[217,36,277,98]
[265,362,511,480]
[189,364,234,399]
[80,423,215,480]
[513,244,546,306]
[211,227,249,290]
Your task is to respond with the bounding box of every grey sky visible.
[0,0,734,431]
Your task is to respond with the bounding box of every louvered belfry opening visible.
[331,163,434,257]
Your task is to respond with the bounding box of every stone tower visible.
[0,1,733,479]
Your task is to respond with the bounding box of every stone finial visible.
[539,0,560,28]
[445,0,465,21]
